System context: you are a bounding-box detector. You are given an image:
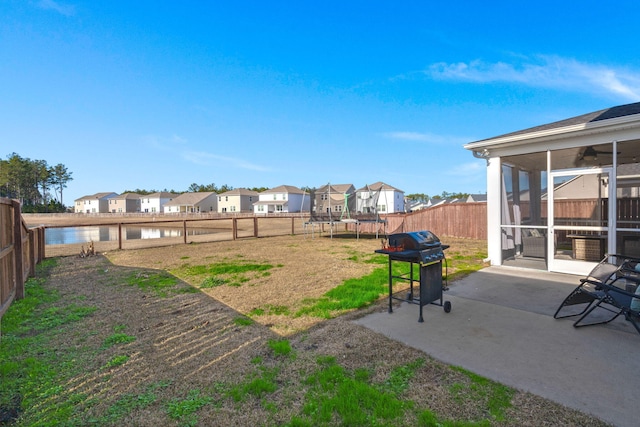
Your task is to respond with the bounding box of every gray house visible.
[311,183,356,220]
[108,192,141,213]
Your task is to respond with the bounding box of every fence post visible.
[183,220,187,244]
[253,217,258,238]
[118,223,123,250]
[232,218,238,240]
[28,229,36,277]
[12,200,24,300]
[291,217,295,235]
[39,227,45,260]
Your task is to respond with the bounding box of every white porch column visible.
[486,156,502,265]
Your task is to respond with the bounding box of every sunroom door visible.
[548,167,615,275]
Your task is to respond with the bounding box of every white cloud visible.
[181,151,270,172]
[427,55,640,101]
[172,134,188,145]
[144,134,270,172]
[383,131,471,145]
[445,161,485,178]
[36,0,76,16]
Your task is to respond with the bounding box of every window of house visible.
[257,205,264,212]
[231,206,236,212]
[276,205,283,212]
[377,205,386,212]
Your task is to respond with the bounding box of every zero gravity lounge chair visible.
[554,254,640,335]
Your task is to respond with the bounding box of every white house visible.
[464,101,640,276]
[140,192,178,214]
[217,188,259,213]
[163,192,217,214]
[355,182,404,214]
[253,185,310,214]
[74,192,118,214]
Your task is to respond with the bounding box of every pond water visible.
[45,226,218,245]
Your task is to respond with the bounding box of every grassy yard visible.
[0,235,608,426]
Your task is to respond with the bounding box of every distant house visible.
[429,197,467,208]
[163,192,217,214]
[108,193,141,213]
[355,182,404,214]
[253,185,310,214]
[311,183,356,219]
[217,188,259,213]
[466,194,487,203]
[140,192,178,214]
[74,192,118,214]
[405,198,437,212]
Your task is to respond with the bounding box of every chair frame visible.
[554,254,640,334]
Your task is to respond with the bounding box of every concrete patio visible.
[354,266,639,427]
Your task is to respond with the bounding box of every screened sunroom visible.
[465,103,640,276]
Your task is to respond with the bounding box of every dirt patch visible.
[24,234,609,426]
[105,234,382,335]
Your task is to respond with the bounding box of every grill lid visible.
[387,230,441,251]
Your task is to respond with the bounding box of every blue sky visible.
[3,1,640,205]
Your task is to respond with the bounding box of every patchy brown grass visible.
[9,233,609,426]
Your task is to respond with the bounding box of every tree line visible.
[121,183,270,195]
[0,153,73,213]
[405,191,472,202]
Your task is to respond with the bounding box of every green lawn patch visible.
[171,260,276,289]
[125,271,196,297]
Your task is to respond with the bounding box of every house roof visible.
[75,192,118,201]
[315,183,354,194]
[466,194,487,202]
[464,101,640,169]
[113,192,141,200]
[144,192,179,199]
[164,192,216,206]
[469,102,640,147]
[355,181,402,193]
[261,185,305,195]
[218,188,259,197]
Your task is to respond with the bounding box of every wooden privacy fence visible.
[1,198,46,330]
[399,203,487,239]
[351,203,488,239]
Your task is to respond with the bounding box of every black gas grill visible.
[381,230,448,263]
[375,230,451,322]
